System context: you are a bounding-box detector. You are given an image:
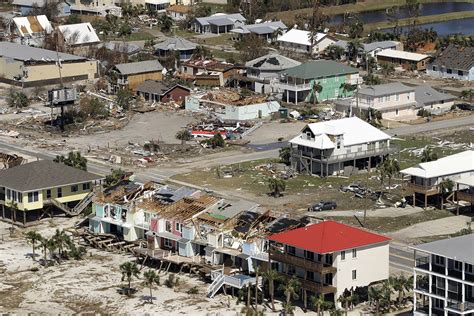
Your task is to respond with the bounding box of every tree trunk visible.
[247,284,251,308]
[150,286,153,303]
[32,242,36,260]
[317,306,320,316]
[270,282,275,311]
[254,272,258,311]
[345,300,348,316]
[128,278,131,296]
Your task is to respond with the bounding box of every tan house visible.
[112,60,164,92]
[376,49,430,71]
[180,59,237,86]
[0,42,98,87]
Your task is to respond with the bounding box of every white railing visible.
[277,82,312,91]
[224,276,242,288]
[207,273,225,298]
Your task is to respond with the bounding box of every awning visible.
[145,0,169,4]
[214,247,241,256]
[204,246,215,252]
[192,239,208,245]
[178,238,190,244]
[237,253,250,259]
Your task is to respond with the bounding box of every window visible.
[165,221,172,232]
[12,191,17,202]
[18,192,22,203]
[396,94,400,101]
[28,192,33,203]
[305,250,314,261]
[434,255,445,266]
[458,70,464,76]
[341,250,345,260]
[352,270,357,280]
[71,185,78,192]
[46,189,51,199]
[28,192,38,203]
[433,298,444,309]
[288,265,296,274]
[6,189,11,200]
[175,222,182,233]
[164,238,173,249]
[287,246,296,255]
[447,68,452,74]
[385,95,390,102]
[454,260,462,271]
[83,183,90,190]
[466,264,473,274]
[407,94,410,100]
[33,191,38,202]
[57,188,62,198]
[352,248,357,258]
[432,66,437,71]
[378,97,383,103]
[306,271,314,280]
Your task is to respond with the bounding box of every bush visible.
[204,133,225,149]
[417,108,431,117]
[164,274,180,288]
[79,97,109,119]
[186,286,199,294]
[7,89,29,108]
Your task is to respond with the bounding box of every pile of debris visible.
[202,89,268,106]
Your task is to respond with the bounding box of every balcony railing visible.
[415,257,429,270]
[278,82,312,91]
[280,273,337,294]
[292,145,398,163]
[457,190,474,203]
[431,264,445,274]
[447,300,474,312]
[406,182,439,195]
[269,251,336,274]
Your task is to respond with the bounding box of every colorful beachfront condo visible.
[0,160,103,225]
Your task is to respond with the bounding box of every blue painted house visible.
[12,0,71,16]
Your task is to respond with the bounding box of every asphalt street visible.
[390,244,414,274]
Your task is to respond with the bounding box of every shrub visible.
[186,286,199,294]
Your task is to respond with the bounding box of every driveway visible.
[314,206,425,218]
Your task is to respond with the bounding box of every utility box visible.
[48,87,77,107]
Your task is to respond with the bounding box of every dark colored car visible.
[457,103,474,111]
[308,201,337,212]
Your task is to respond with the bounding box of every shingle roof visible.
[231,20,287,35]
[281,60,358,80]
[154,36,197,51]
[195,13,246,26]
[430,45,474,72]
[269,221,391,254]
[0,42,85,62]
[334,40,399,53]
[358,82,414,97]
[401,150,474,179]
[411,235,474,265]
[245,53,300,71]
[414,85,456,108]
[114,60,163,75]
[58,22,100,45]
[0,160,103,192]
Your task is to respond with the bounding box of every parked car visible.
[340,184,364,193]
[457,103,474,111]
[308,201,337,212]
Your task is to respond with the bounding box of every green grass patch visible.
[101,31,155,42]
[195,34,235,46]
[174,29,196,39]
[210,49,239,62]
[326,209,453,233]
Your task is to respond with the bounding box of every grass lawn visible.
[174,29,196,39]
[101,31,155,42]
[326,209,453,233]
[210,49,239,62]
[195,34,235,46]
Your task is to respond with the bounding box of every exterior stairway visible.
[206,268,259,298]
[47,191,95,216]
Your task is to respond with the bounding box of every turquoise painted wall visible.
[94,203,104,217]
[305,74,354,102]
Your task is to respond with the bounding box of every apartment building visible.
[412,234,474,315]
[289,117,395,177]
[268,221,391,308]
[401,150,474,208]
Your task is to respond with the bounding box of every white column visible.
[428,296,432,316]
[413,269,417,310]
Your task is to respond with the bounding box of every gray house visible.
[414,85,456,115]
[193,13,246,34]
[427,45,474,81]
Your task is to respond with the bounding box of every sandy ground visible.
[0,218,288,315]
[245,120,307,145]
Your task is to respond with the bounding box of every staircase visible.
[47,191,96,216]
[207,273,225,298]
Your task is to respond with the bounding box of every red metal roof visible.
[268,221,391,254]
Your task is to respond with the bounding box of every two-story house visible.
[289,117,395,177]
[401,149,474,208]
[0,160,102,225]
[411,234,474,315]
[278,60,359,105]
[277,29,336,56]
[245,53,301,94]
[337,82,417,119]
[427,45,474,81]
[180,59,237,87]
[111,60,163,93]
[154,36,197,61]
[268,220,391,309]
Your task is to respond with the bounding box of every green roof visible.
[281,60,358,80]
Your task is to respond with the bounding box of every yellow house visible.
[0,160,103,226]
[0,42,98,87]
[113,60,164,92]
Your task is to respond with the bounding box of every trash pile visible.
[202,89,268,106]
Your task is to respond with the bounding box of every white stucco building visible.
[269,220,391,308]
[277,28,336,56]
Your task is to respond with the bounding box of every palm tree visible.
[368,108,382,126]
[391,275,412,306]
[120,261,140,296]
[311,81,323,105]
[25,231,42,260]
[341,83,355,98]
[278,276,300,315]
[380,157,400,190]
[53,151,87,171]
[310,294,326,316]
[143,269,160,304]
[39,237,49,264]
[53,229,71,263]
[46,238,57,262]
[324,44,346,60]
[347,39,363,64]
[279,146,292,166]
[368,286,383,315]
[267,177,286,198]
[175,129,192,145]
[159,14,173,33]
[421,146,438,162]
[439,178,454,210]
[460,89,473,104]
[337,295,350,316]
[263,268,280,311]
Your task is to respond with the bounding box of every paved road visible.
[386,115,474,136]
[390,243,414,274]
